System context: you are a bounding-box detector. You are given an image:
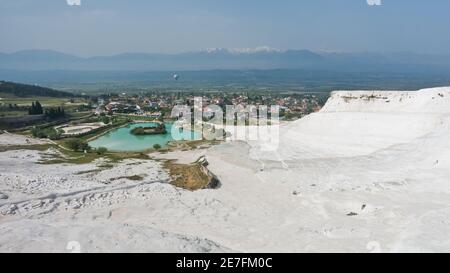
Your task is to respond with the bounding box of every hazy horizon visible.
[3,47,450,58]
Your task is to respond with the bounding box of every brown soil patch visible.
[163,157,220,191]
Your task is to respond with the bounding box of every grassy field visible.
[0,95,89,120]
[0,110,28,117]
[0,96,86,107]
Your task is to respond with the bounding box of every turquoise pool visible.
[89,122,200,152]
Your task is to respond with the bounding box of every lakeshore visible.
[89,121,200,152]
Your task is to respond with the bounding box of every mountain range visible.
[2,48,450,73]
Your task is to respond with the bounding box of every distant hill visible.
[0,81,74,98]
[0,49,325,71]
[2,48,450,73]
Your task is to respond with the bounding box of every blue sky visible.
[1,0,450,56]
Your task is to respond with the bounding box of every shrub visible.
[46,129,61,140]
[96,147,108,155]
[131,127,145,135]
[66,138,91,152]
[80,142,91,152]
[31,127,61,140]
[130,124,166,135]
[153,144,162,150]
[101,116,110,124]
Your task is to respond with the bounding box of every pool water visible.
[89,122,200,152]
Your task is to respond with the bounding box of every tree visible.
[30,127,61,140]
[66,138,91,152]
[35,101,43,114]
[28,102,35,115]
[153,144,162,150]
[80,141,91,152]
[44,106,65,120]
[29,101,44,115]
[31,127,47,138]
[101,116,110,124]
[96,147,108,155]
[46,128,62,140]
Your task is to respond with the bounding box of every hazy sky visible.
[1,0,450,56]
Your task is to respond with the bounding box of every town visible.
[93,91,326,121]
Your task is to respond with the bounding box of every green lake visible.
[89,122,200,152]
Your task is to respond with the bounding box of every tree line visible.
[29,101,66,120]
[45,107,65,120]
[29,101,43,115]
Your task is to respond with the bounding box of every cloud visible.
[367,0,382,6]
[67,0,81,6]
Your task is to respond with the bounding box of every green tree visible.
[80,141,91,152]
[44,107,65,120]
[35,101,43,114]
[30,127,61,140]
[29,101,44,115]
[66,138,91,152]
[96,147,108,155]
[31,127,47,138]
[153,144,162,150]
[46,128,61,140]
[101,116,110,124]
[29,102,35,115]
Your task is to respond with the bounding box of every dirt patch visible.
[164,156,220,191]
[110,175,144,182]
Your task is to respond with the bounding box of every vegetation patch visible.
[110,175,144,182]
[74,161,116,175]
[97,163,115,169]
[0,143,54,153]
[130,124,167,135]
[167,139,221,151]
[37,142,151,165]
[31,127,62,140]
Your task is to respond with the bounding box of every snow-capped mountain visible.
[204,46,283,54]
